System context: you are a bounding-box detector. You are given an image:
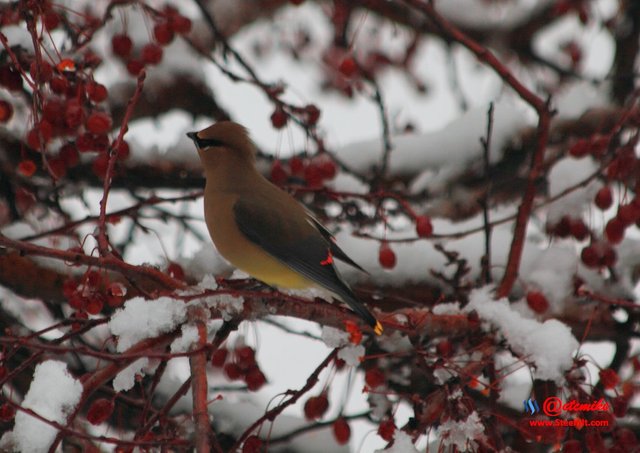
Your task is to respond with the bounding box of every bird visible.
[187,121,383,335]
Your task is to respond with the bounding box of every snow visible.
[374,431,419,453]
[368,392,392,421]
[337,344,365,366]
[519,245,579,314]
[109,296,187,351]
[5,361,82,453]
[436,411,486,451]
[113,358,150,393]
[547,156,600,224]
[321,326,350,348]
[438,0,553,31]
[171,324,200,353]
[377,331,413,353]
[340,99,532,183]
[321,327,365,365]
[466,287,579,382]
[178,244,234,280]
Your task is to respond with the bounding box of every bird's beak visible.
[186,131,198,144]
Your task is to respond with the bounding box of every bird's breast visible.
[204,191,313,289]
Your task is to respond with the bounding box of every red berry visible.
[62,279,78,298]
[304,394,329,420]
[48,157,66,179]
[416,215,433,238]
[581,245,599,268]
[87,398,114,425]
[377,418,396,441]
[590,135,609,155]
[42,98,65,126]
[605,217,625,244]
[270,160,288,185]
[245,367,266,391]
[65,100,85,129]
[436,339,453,357]
[86,82,108,102]
[0,403,15,422]
[92,153,110,179]
[270,107,288,129]
[154,23,174,45]
[167,262,185,280]
[170,15,192,34]
[76,133,95,153]
[617,204,640,226]
[43,10,60,30]
[599,368,620,389]
[319,159,337,180]
[56,58,76,73]
[224,363,243,380]
[111,34,133,58]
[86,112,112,134]
[595,186,613,210]
[29,60,53,83]
[304,104,320,125]
[26,121,53,149]
[568,139,590,158]
[242,436,263,453]
[289,156,304,175]
[106,282,126,307]
[551,216,572,238]
[18,160,37,177]
[0,100,13,122]
[365,368,385,388]
[141,43,163,65]
[526,291,549,314]
[49,75,69,94]
[115,140,130,160]
[126,59,145,76]
[85,270,102,286]
[339,56,358,77]
[211,348,228,367]
[304,164,323,188]
[68,292,86,310]
[378,243,396,269]
[235,346,256,368]
[85,294,104,315]
[569,218,588,241]
[333,417,351,445]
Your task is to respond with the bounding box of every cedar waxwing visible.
[187,121,383,335]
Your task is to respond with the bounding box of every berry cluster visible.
[270,155,337,187]
[212,345,266,391]
[111,6,192,76]
[63,270,126,321]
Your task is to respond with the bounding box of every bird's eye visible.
[196,137,226,148]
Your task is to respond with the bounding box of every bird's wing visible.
[306,214,368,273]
[233,194,378,328]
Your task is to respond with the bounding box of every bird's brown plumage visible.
[188,121,382,335]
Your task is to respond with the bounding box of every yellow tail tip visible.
[374,321,383,336]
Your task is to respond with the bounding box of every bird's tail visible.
[332,284,383,335]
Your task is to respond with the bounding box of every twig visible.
[231,349,338,450]
[190,312,212,453]
[479,102,494,284]
[97,71,146,255]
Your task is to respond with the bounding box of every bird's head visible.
[187,121,256,168]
